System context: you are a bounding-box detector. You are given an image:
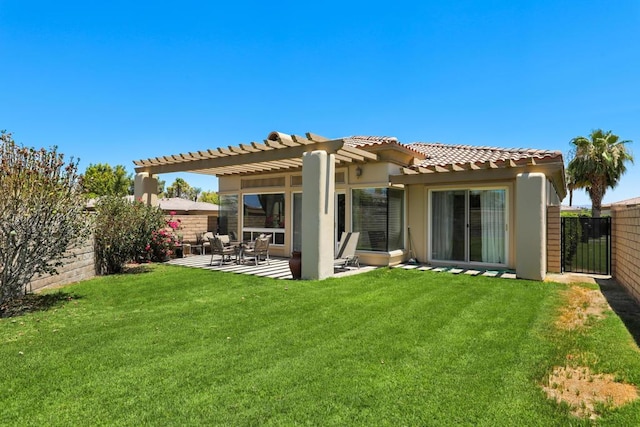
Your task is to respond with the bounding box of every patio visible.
[167,254,377,280]
[168,254,523,281]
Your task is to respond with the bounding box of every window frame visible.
[242,192,286,245]
[350,186,405,253]
[428,186,509,267]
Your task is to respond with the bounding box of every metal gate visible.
[561,217,611,275]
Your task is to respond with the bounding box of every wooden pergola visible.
[133,131,377,177]
[132,131,378,281]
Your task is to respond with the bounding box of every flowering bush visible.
[147,212,182,261]
[94,196,165,274]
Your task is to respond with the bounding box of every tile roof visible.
[342,136,563,169]
[343,136,426,158]
[343,136,400,146]
[406,142,563,168]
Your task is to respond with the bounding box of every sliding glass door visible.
[431,189,506,265]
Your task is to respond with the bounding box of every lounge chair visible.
[242,235,271,265]
[334,232,360,269]
[209,236,236,266]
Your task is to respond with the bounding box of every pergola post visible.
[301,150,335,280]
[134,172,159,206]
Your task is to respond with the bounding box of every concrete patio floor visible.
[168,255,611,284]
[167,254,376,280]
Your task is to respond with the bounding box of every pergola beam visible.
[135,138,350,175]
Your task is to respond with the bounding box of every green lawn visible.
[2,265,639,426]
[570,237,610,274]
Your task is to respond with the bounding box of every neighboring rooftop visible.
[86,196,219,213]
[610,197,640,207]
[158,197,219,213]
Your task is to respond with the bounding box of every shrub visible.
[94,196,165,274]
[147,212,182,261]
[0,131,90,304]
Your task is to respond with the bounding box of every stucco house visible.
[133,131,566,281]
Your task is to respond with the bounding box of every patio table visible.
[232,242,245,264]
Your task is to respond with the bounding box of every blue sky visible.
[2,1,639,206]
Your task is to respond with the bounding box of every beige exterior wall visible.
[516,173,547,280]
[218,159,562,277]
[219,163,403,262]
[28,234,96,292]
[406,184,427,264]
[611,204,640,304]
[404,179,517,271]
[546,205,561,273]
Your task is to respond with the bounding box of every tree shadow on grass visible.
[0,292,81,319]
[597,278,640,347]
[123,263,154,274]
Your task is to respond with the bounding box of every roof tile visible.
[407,142,562,167]
[343,136,563,168]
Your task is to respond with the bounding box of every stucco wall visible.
[28,235,96,292]
[611,204,640,304]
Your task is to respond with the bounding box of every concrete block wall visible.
[611,205,640,304]
[26,215,217,293]
[170,215,215,244]
[546,205,561,273]
[28,235,96,292]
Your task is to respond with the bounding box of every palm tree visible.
[192,187,202,202]
[567,129,633,217]
[166,178,192,199]
[565,168,576,207]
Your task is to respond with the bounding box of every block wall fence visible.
[611,204,640,304]
[28,234,96,293]
[170,215,218,244]
[27,215,218,292]
[546,206,561,274]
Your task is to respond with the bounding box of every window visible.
[218,194,238,238]
[243,193,285,245]
[292,193,302,252]
[431,189,506,264]
[352,188,404,252]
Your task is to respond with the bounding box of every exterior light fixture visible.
[355,166,363,177]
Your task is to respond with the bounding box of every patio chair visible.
[242,235,271,265]
[334,232,360,269]
[216,234,231,246]
[200,232,215,254]
[209,236,235,266]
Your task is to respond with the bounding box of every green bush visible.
[94,196,165,274]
